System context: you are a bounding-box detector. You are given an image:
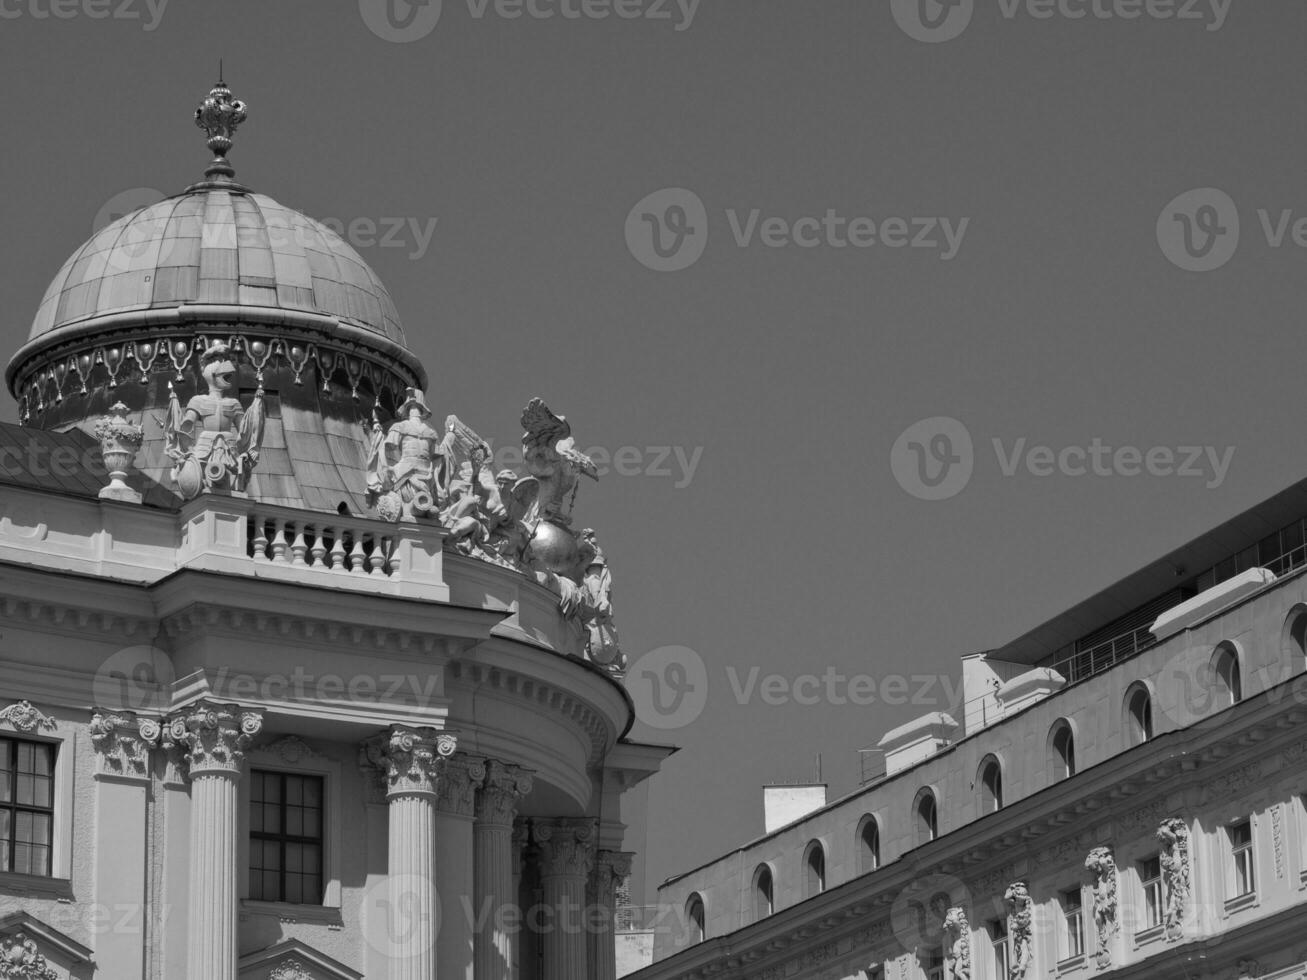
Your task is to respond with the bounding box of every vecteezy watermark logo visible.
[625,188,969,272]
[93,646,177,713]
[625,645,708,730]
[363,874,442,958]
[892,419,1236,501]
[1157,187,1240,272]
[893,0,1231,43]
[361,0,698,39]
[92,187,166,237]
[891,417,975,501]
[891,0,974,43]
[625,188,709,273]
[890,873,971,951]
[0,0,170,30]
[359,0,443,41]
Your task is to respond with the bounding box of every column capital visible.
[360,726,457,800]
[476,761,534,827]
[436,753,486,816]
[162,701,263,778]
[90,709,161,781]
[593,850,634,893]
[532,818,597,879]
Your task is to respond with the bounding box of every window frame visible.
[915,788,939,845]
[685,892,706,944]
[977,755,1003,813]
[238,744,342,913]
[1050,720,1076,781]
[1226,818,1256,904]
[1211,644,1242,709]
[0,727,71,887]
[1060,885,1085,961]
[989,918,1009,979]
[803,839,826,897]
[0,736,57,877]
[1124,684,1154,747]
[751,863,774,922]
[1138,854,1163,933]
[858,814,881,873]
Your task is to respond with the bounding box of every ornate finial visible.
[195,77,247,180]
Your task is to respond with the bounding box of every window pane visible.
[286,778,303,806]
[286,807,303,837]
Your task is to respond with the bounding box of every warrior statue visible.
[366,389,456,522]
[1157,818,1191,941]
[1005,882,1033,980]
[577,529,624,672]
[164,342,265,500]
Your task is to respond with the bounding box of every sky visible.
[3,0,1307,907]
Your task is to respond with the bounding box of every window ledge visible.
[239,899,343,927]
[1133,924,1165,947]
[1223,892,1258,915]
[1056,952,1087,974]
[0,872,73,900]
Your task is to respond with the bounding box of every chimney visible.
[763,783,828,834]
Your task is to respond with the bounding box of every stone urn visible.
[94,402,144,503]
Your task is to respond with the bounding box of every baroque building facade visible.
[634,484,1307,980]
[0,81,668,979]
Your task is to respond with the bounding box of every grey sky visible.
[3,0,1305,905]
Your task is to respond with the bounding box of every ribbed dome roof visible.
[29,188,407,347]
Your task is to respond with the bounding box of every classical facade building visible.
[0,80,669,979]
[634,484,1307,980]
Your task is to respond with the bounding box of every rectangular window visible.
[1140,856,1163,929]
[1061,887,1084,958]
[0,737,56,877]
[249,770,325,905]
[1228,819,1255,899]
[989,919,1008,978]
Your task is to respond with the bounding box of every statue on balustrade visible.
[577,529,624,673]
[164,342,265,500]
[365,388,456,522]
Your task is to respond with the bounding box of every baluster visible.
[369,535,387,576]
[349,532,368,575]
[290,524,308,567]
[329,528,347,571]
[270,518,289,564]
[309,526,327,568]
[251,517,269,562]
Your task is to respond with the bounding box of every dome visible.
[28,187,407,349]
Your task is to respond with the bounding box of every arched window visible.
[752,864,773,921]
[804,841,826,897]
[686,893,705,944]
[915,789,938,845]
[1124,684,1153,746]
[1050,720,1076,781]
[858,815,881,873]
[977,755,1003,812]
[1212,644,1242,709]
[1286,606,1307,668]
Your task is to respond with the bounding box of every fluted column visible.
[435,754,485,980]
[474,763,534,980]
[367,726,457,980]
[532,819,596,980]
[163,701,263,980]
[511,820,532,980]
[588,850,634,980]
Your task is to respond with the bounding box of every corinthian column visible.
[435,754,486,980]
[90,710,160,980]
[164,701,263,980]
[474,763,534,980]
[588,850,634,980]
[532,819,596,980]
[366,726,457,980]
